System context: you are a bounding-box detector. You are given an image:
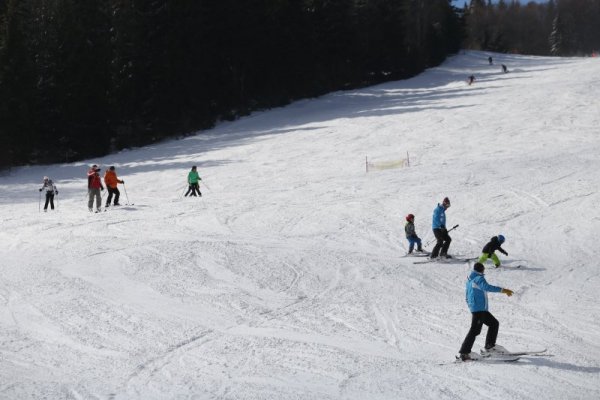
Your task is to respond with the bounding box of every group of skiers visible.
[467,56,509,86]
[38,163,511,361]
[404,196,515,362]
[39,164,203,213]
[86,164,125,212]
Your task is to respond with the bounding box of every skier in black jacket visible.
[478,235,508,268]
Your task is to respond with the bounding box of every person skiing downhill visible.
[104,166,124,207]
[87,165,104,212]
[479,235,508,268]
[430,197,452,259]
[184,166,202,197]
[458,262,514,361]
[405,214,425,254]
[39,176,58,211]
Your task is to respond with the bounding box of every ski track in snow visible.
[1,51,600,399]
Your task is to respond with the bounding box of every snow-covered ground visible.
[1,51,599,399]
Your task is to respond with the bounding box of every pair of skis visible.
[450,348,549,364]
[413,256,477,265]
[402,252,430,258]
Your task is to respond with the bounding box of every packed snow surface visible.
[1,51,599,399]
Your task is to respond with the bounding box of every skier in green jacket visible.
[184,166,202,197]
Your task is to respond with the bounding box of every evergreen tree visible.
[0,0,463,168]
[0,0,40,164]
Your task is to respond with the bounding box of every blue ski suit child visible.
[404,214,424,254]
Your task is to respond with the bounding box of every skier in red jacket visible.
[87,165,105,212]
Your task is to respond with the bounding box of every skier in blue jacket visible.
[458,262,514,361]
[430,197,452,259]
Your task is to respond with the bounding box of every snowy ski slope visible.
[1,51,599,399]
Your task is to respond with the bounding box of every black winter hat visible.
[474,263,485,273]
[109,166,115,171]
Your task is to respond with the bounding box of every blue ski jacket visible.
[432,204,446,229]
[465,271,503,312]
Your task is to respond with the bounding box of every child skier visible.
[478,235,508,268]
[458,262,514,361]
[39,176,58,211]
[404,214,424,254]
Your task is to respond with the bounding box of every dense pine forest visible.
[0,0,598,169]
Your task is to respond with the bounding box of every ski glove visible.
[501,250,508,256]
[39,188,43,192]
[501,288,514,297]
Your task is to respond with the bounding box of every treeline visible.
[0,0,462,168]
[462,0,600,56]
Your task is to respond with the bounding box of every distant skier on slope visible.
[502,64,508,73]
[184,166,202,197]
[488,56,493,65]
[87,165,105,212]
[467,75,475,85]
[39,176,58,212]
[458,262,514,362]
[478,235,508,268]
[405,214,425,254]
[430,197,452,259]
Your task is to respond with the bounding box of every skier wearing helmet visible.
[431,197,452,259]
[479,235,508,268]
[39,176,58,211]
[404,214,425,254]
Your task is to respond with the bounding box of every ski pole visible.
[38,191,42,213]
[201,179,211,191]
[425,224,459,247]
[181,184,188,198]
[123,183,131,205]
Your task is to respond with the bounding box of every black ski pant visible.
[430,228,451,258]
[459,311,499,354]
[44,192,55,210]
[185,183,201,197]
[106,187,120,206]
